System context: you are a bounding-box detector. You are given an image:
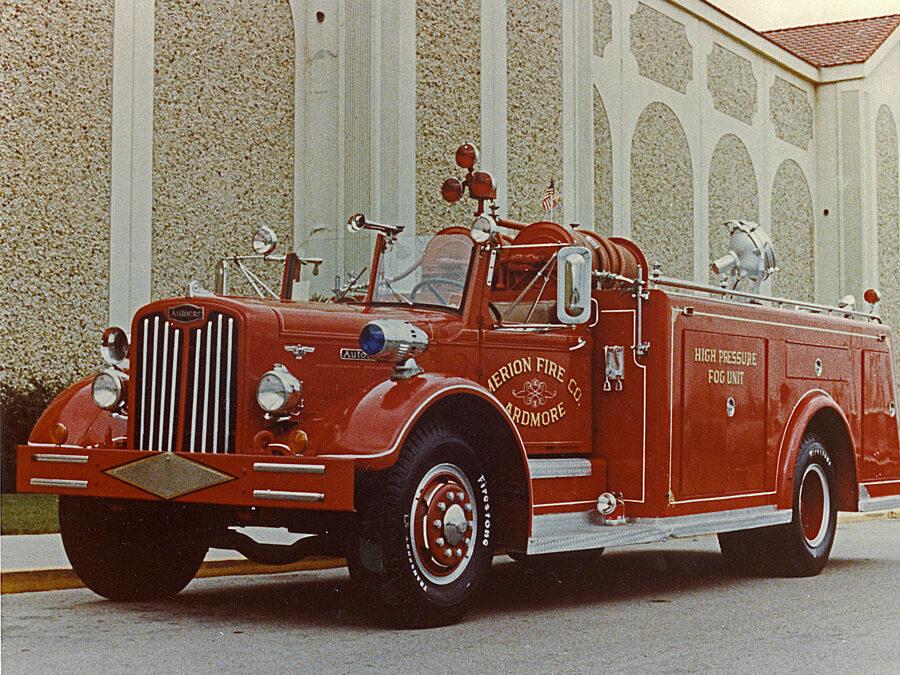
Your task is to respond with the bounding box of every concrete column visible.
[480,0,508,216]
[108,0,154,329]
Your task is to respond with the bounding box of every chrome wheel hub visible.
[409,463,477,585]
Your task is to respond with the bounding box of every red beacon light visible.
[864,288,881,306]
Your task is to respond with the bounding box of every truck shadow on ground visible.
[95,549,875,630]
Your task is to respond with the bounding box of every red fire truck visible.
[17,145,900,626]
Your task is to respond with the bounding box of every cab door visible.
[478,242,593,456]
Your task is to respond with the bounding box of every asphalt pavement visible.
[2,519,898,673]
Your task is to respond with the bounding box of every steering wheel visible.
[410,277,466,305]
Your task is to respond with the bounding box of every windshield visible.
[371,232,474,310]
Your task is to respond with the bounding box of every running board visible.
[527,505,792,556]
[858,485,900,513]
[527,458,592,480]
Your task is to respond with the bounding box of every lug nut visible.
[455,548,462,557]
[456,492,464,501]
[433,519,442,528]
[464,503,473,512]
[436,537,445,546]
[447,492,455,501]
[444,548,452,557]
[437,502,446,511]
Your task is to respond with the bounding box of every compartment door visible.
[677,330,768,499]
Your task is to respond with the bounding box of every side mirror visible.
[556,246,592,324]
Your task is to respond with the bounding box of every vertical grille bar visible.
[212,314,223,453]
[189,324,202,453]
[224,317,234,453]
[139,318,149,449]
[201,320,213,452]
[156,322,170,451]
[148,316,160,450]
[166,330,180,452]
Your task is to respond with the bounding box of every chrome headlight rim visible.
[256,364,302,414]
[100,327,130,367]
[92,368,127,411]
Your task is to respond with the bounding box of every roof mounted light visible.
[252,226,278,256]
[359,320,429,380]
[100,327,129,367]
[711,220,777,295]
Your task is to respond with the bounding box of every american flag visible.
[541,178,558,212]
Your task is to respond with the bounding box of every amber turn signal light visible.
[286,429,309,455]
[49,423,68,445]
[455,143,479,170]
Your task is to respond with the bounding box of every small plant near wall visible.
[0,380,59,493]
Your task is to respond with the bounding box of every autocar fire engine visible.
[17,144,900,627]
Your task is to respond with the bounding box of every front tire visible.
[59,496,208,601]
[350,422,495,627]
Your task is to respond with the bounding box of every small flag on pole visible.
[541,178,558,212]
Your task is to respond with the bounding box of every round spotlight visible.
[470,214,498,244]
[252,226,278,255]
[101,327,129,366]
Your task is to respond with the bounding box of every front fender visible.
[29,377,126,448]
[316,373,527,471]
[775,389,855,510]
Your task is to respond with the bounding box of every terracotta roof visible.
[762,15,900,68]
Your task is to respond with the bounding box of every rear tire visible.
[59,496,208,601]
[717,434,836,577]
[350,422,495,627]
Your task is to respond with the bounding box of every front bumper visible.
[16,445,356,512]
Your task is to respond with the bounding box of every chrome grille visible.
[133,311,238,453]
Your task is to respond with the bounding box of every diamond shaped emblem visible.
[105,453,234,500]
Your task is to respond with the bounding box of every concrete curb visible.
[3,510,896,595]
[1,556,347,595]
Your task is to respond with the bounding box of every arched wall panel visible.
[630,102,694,279]
[771,159,814,301]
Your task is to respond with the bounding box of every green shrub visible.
[0,381,59,493]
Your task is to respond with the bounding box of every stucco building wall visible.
[415,0,481,235]
[0,1,114,393]
[151,0,294,299]
[506,0,564,224]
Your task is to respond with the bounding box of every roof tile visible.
[762,14,900,68]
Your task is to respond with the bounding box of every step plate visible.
[527,505,792,555]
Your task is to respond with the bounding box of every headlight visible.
[92,369,126,410]
[359,320,429,362]
[101,327,129,366]
[257,364,302,413]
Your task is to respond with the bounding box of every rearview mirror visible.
[556,246,592,324]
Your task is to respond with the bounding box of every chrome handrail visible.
[651,276,882,324]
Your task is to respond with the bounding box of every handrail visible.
[651,276,882,324]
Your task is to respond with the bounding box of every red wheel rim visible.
[799,463,829,547]
[409,463,477,585]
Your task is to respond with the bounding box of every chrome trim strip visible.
[139,318,149,449]
[528,458,592,479]
[253,462,325,475]
[858,492,900,513]
[30,478,88,489]
[166,328,180,452]
[224,317,234,453]
[190,322,202,452]
[201,320,212,452]
[253,489,325,503]
[33,454,89,464]
[527,505,792,555]
[148,316,160,450]
[212,314,223,453]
